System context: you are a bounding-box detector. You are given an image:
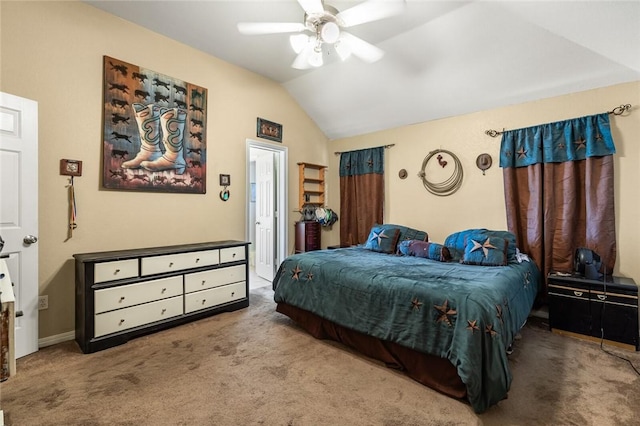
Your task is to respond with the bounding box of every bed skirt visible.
[276,302,467,400]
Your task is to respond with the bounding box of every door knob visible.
[255,221,261,225]
[23,235,38,245]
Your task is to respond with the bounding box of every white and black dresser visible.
[75,240,249,353]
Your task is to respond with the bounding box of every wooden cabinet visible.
[75,240,249,354]
[297,162,326,211]
[295,221,321,253]
[548,273,638,351]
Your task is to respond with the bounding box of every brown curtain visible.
[501,113,617,300]
[339,147,384,246]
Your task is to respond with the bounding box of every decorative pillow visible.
[364,226,401,254]
[461,234,509,266]
[445,228,517,262]
[398,240,451,262]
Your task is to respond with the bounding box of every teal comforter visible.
[273,247,540,413]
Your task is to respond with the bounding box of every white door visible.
[0,92,39,358]
[255,150,275,281]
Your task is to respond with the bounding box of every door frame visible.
[246,139,288,277]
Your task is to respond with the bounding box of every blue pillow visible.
[445,228,517,262]
[372,223,428,245]
[364,226,401,254]
[461,234,508,266]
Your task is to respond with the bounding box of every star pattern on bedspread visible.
[434,299,457,326]
[369,229,389,246]
[523,271,531,289]
[469,238,497,258]
[496,304,504,324]
[291,265,302,281]
[485,324,498,337]
[411,298,423,311]
[306,271,314,281]
[466,319,480,333]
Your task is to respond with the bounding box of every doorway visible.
[246,140,287,288]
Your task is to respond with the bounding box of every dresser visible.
[295,221,321,253]
[548,273,638,351]
[75,240,249,354]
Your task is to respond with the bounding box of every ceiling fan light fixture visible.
[320,21,340,44]
[308,48,323,67]
[290,34,310,54]
[334,38,351,61]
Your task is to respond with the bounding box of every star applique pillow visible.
[364,225,401,254]
[461,234,509,266]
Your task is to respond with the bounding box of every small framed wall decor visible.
[60,159,83,177]
[219,174,230,186]
[257,117,282,142]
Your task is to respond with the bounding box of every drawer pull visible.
[114,269,121,274]
[201,280,206,286]
[232,253,236,258]
[573,291,583,297]
[161,308,167,314]
[169,262,174,267]
[196,258,200,263]
[201,299,206,305]
[231,291,235,297]
[119,296,126,302]
[161,288,166,293]
[597,294,607,301]
[119,319,125,325]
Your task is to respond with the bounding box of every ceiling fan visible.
[237,0,405,69]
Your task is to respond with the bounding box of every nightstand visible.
[548,273,638,351]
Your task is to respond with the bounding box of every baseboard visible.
[39,331,75,348]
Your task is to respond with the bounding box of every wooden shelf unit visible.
[297,162,326,211]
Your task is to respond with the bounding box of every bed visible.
[272,225,540,413]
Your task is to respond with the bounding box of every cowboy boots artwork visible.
[121,103,162,169]
[140,107,187,174]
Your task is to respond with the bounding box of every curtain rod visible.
[484,104,632,138]
[334,143,395,155]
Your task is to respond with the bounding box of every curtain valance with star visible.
[339,147,384,176]
[499,113,616,168]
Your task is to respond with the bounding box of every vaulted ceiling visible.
[86,1,640,140]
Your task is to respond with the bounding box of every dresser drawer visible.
[185,282,246,313]
[94,295,183,337]
[220,246,245,263]
[94,276,183,314]
[141,249,219,276]
[94,259,138,283]
[184,265,245,293]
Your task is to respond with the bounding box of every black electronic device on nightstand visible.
[548,273,638,351]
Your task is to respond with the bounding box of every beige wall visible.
[325,82,640,282]
[1,1,328,339]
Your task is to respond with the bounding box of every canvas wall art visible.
[102,56,207,193]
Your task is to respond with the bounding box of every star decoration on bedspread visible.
[369,229,389,246]
[434,300,457,326]
[469,238,497,258]
[291,265,302,281]
[485,324,498,337]
[306,271,314,281]
[466,319,480,334]
[496,304,504,325]
[411,298,423,311]
[523,271,531,289]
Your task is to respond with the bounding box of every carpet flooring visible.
[1,286,639,425]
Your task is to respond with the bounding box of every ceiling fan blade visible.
[291,42,315,70]
[237,22,306,35]
[339,32,384,63]
[297,0,324,16]
[337,0,405,28]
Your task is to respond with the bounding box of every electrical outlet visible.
[38,295,48,310]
